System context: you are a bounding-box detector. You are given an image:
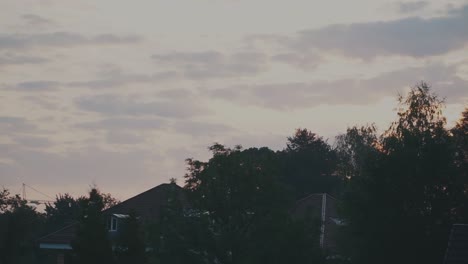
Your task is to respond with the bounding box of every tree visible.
[0,189,44,264]
[452,107,468,167]
[335,124,380,179]
[45,193,83,232]
[450,107,468,222]
[341,82,460,264]
[45,190,117,231]
[282,128,339,198]
[72,188,115,264]
[115,211,147,264]
[158,144,325,264]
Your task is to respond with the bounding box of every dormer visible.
[107,214,129,232]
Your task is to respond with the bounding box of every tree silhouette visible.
[115,211,147,264]
[282,128,339,198]
[72,188,115,264]
[341,82,461,264]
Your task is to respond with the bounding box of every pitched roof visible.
[103,183,186,220]
[38,223,77,245]
[444,224,468,264]
[38,183,185,247]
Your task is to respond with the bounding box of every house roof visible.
[38,183,185,248]
[444,224,468,264]
[38,222,78,245]
[103,183,186,220]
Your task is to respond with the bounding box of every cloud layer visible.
[205,63,468,109]
[1,1,468,200]
[280,5,468,59]
[0,32,141,50]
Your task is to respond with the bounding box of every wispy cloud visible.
[0,116,38,133]
[75,94,212,118]
[11,135,52,148]
[14,81,60,91]
[76,117,168,131]
[0,144,159,189]
[172,120,235,137]
[0,53,49,66]
[271,52,322,70]
[0,32,141,50]
[397,1,429,13]
[204,62,468,109]
[106,131,145,145]
[21,14,53,27]
[152,50,268,79]
[259,4,468,59]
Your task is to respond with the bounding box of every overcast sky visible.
[1,0,467,202]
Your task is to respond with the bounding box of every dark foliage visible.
[282,128,340,198]
[115,211,147,264]
[0,189,44,264]
[152,145,324,264]
[340,82,467,264]
[71,188,115,264]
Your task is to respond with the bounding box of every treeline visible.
[0,188,119,264]
[0,82,467,264]
[157,83,467,264]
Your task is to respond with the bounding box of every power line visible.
[24,183,54,200]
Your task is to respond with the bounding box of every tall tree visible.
[0,189,44,264]
[451,107,468,222]
[45,193,83,232]
[115,211,147,264]
[335,124,380,180]
[341,82,460,264]
[282,129,338,198]
[72,188,115,264]
[156,144,324,264]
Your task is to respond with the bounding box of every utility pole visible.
[22,183,26,200]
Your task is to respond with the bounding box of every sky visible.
[1,0,467,202]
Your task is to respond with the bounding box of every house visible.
[444,224,468,264]
[39,184,341,263]
[38,183,185,264]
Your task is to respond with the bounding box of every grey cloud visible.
[165,147,198,163]
[152,51,222,64]
[0,116,38,133]
[6,71,177,93]
[397,1,429,13]
[172,121,235,137]
[288,4,468,58]
[0,53,49,66]
[76,117,168,131]
[152,50,268,79]
[68,71,177,89]
[0,32,141,50]
[106,131,145,145]
[21,96,59,110]
[157,88,195,99]
[75,94,211,118]
[0,144,158,189]
[21,14,53,26]
[14,81,60,91]
[271,52,322,70]
[205,62,468,110]
[12,135,52,148]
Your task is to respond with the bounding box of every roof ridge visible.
[103,183,180,213]
[37,222,78,242]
